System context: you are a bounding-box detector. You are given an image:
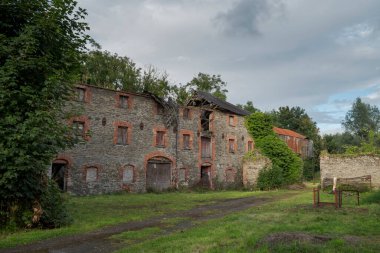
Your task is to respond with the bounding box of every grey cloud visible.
[214,0,284,36]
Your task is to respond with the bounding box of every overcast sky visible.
[77,0,380,135]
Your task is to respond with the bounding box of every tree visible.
[236,101,260,114]
[186,73,228,100]
[342,97,380,140]
[80,50,141,92]
[80,51,174,98]
[0,0,90,227]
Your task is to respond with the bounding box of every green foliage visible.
[342,97,380,140]
[39,180,72,228]
[257,136,303,185]
[0,0,90,227]
[363,190,380,204]
[80,51,173,98]
[245,112,303,189]
[245,112,275,140]
[302,158,315,181]
[185,72,228,101]
[323,132,361,154]
[236,101,260,113]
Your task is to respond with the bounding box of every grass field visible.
[1,186,380,252]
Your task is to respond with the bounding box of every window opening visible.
[201,110,212,131]
[183,108,190,119]
[229,139,235,153]
[76,88,85,101]
[156,131,165,147]
[248,141,253,152]
[119,95,129,108]
[201,137,211,158]
[183,134,190,149]
[117,126,128,145]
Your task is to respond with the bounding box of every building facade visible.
[273,127,313,158]
[51,85,253,195]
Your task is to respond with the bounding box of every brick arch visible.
[53,154,73,168]
[144,151,176,173]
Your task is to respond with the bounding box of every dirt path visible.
[1,194,296,253]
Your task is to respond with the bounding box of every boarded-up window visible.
[156,131,165,146]
[248,141,254,152]
[229,139,235,153]
[183,134,190,149]
[117,126,128,145]
[179,168,186,182]
[119,95,128,108]
[76,88,85,101]
[226,169,235,183]
[229,116,234,126]
[183,108,190,119]
[73,121,85,138]
[122,166,134,183]
[201,137,211,158]
[86,167,97,182]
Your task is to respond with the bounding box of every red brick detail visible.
[246,138,255,152]
[178,167,189,182]
[225,167,236,183]
[226,115,238,127]
[113,121,133,145]
[69,115,90,141]
[226,134,237,153]
[118,164,138,190]
[75,85,92,103]
[153,102,164,115]
[82,164,102,182]
[115,92,134,109]
[179,129,194,150]
[152,126,169,148]
[181,107,192,120]
[143,151,176,174]
[53,154,73,168]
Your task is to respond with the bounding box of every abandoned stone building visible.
[273,127,313,158]
[51,85,254,195]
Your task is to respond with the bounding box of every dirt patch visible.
[1,194,294,253]
[286,183,306,190]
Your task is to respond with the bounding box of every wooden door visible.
[146,161,171,191]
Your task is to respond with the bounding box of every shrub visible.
[363,190,380,204]
[257,166,283,190]
[39,180,72,228]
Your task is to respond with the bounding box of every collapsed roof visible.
[187,90,250,116]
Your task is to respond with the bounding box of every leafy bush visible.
[256,135,303,185]
[302,158,315,181]
[363,190,380,204]
[245,112,303,189]
[39,180,72,228]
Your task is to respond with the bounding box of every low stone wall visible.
[242,152,272,189]
[320,154,380,188]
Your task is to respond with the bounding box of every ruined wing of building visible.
[50,85,255,195]
[273,127,313,159]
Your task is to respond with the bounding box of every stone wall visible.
[242,152,272,189]
[320,154,380,188]
[54,85,254,195]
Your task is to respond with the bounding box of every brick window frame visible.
[225,167,236,183]
[154,102,165,115]
[118,164,137,184]
[74,85,91,103]
[115,92,133,109]
[226,135,237,153]
[178,167,189,182]
[179,129,194,150]
[227,115,238,127]
[182,108,192,120]
[113,121,132,145]
[69,115,90,141]
[246,138,254,152]
[152,127,169,148]
[82,164,102,182]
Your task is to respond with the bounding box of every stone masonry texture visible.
[320,154,380,188]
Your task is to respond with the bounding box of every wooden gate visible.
[146,158,171,191]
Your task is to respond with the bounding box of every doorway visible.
[146,157,171,191]
[52,162,67,191]
[200,165,211,188]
